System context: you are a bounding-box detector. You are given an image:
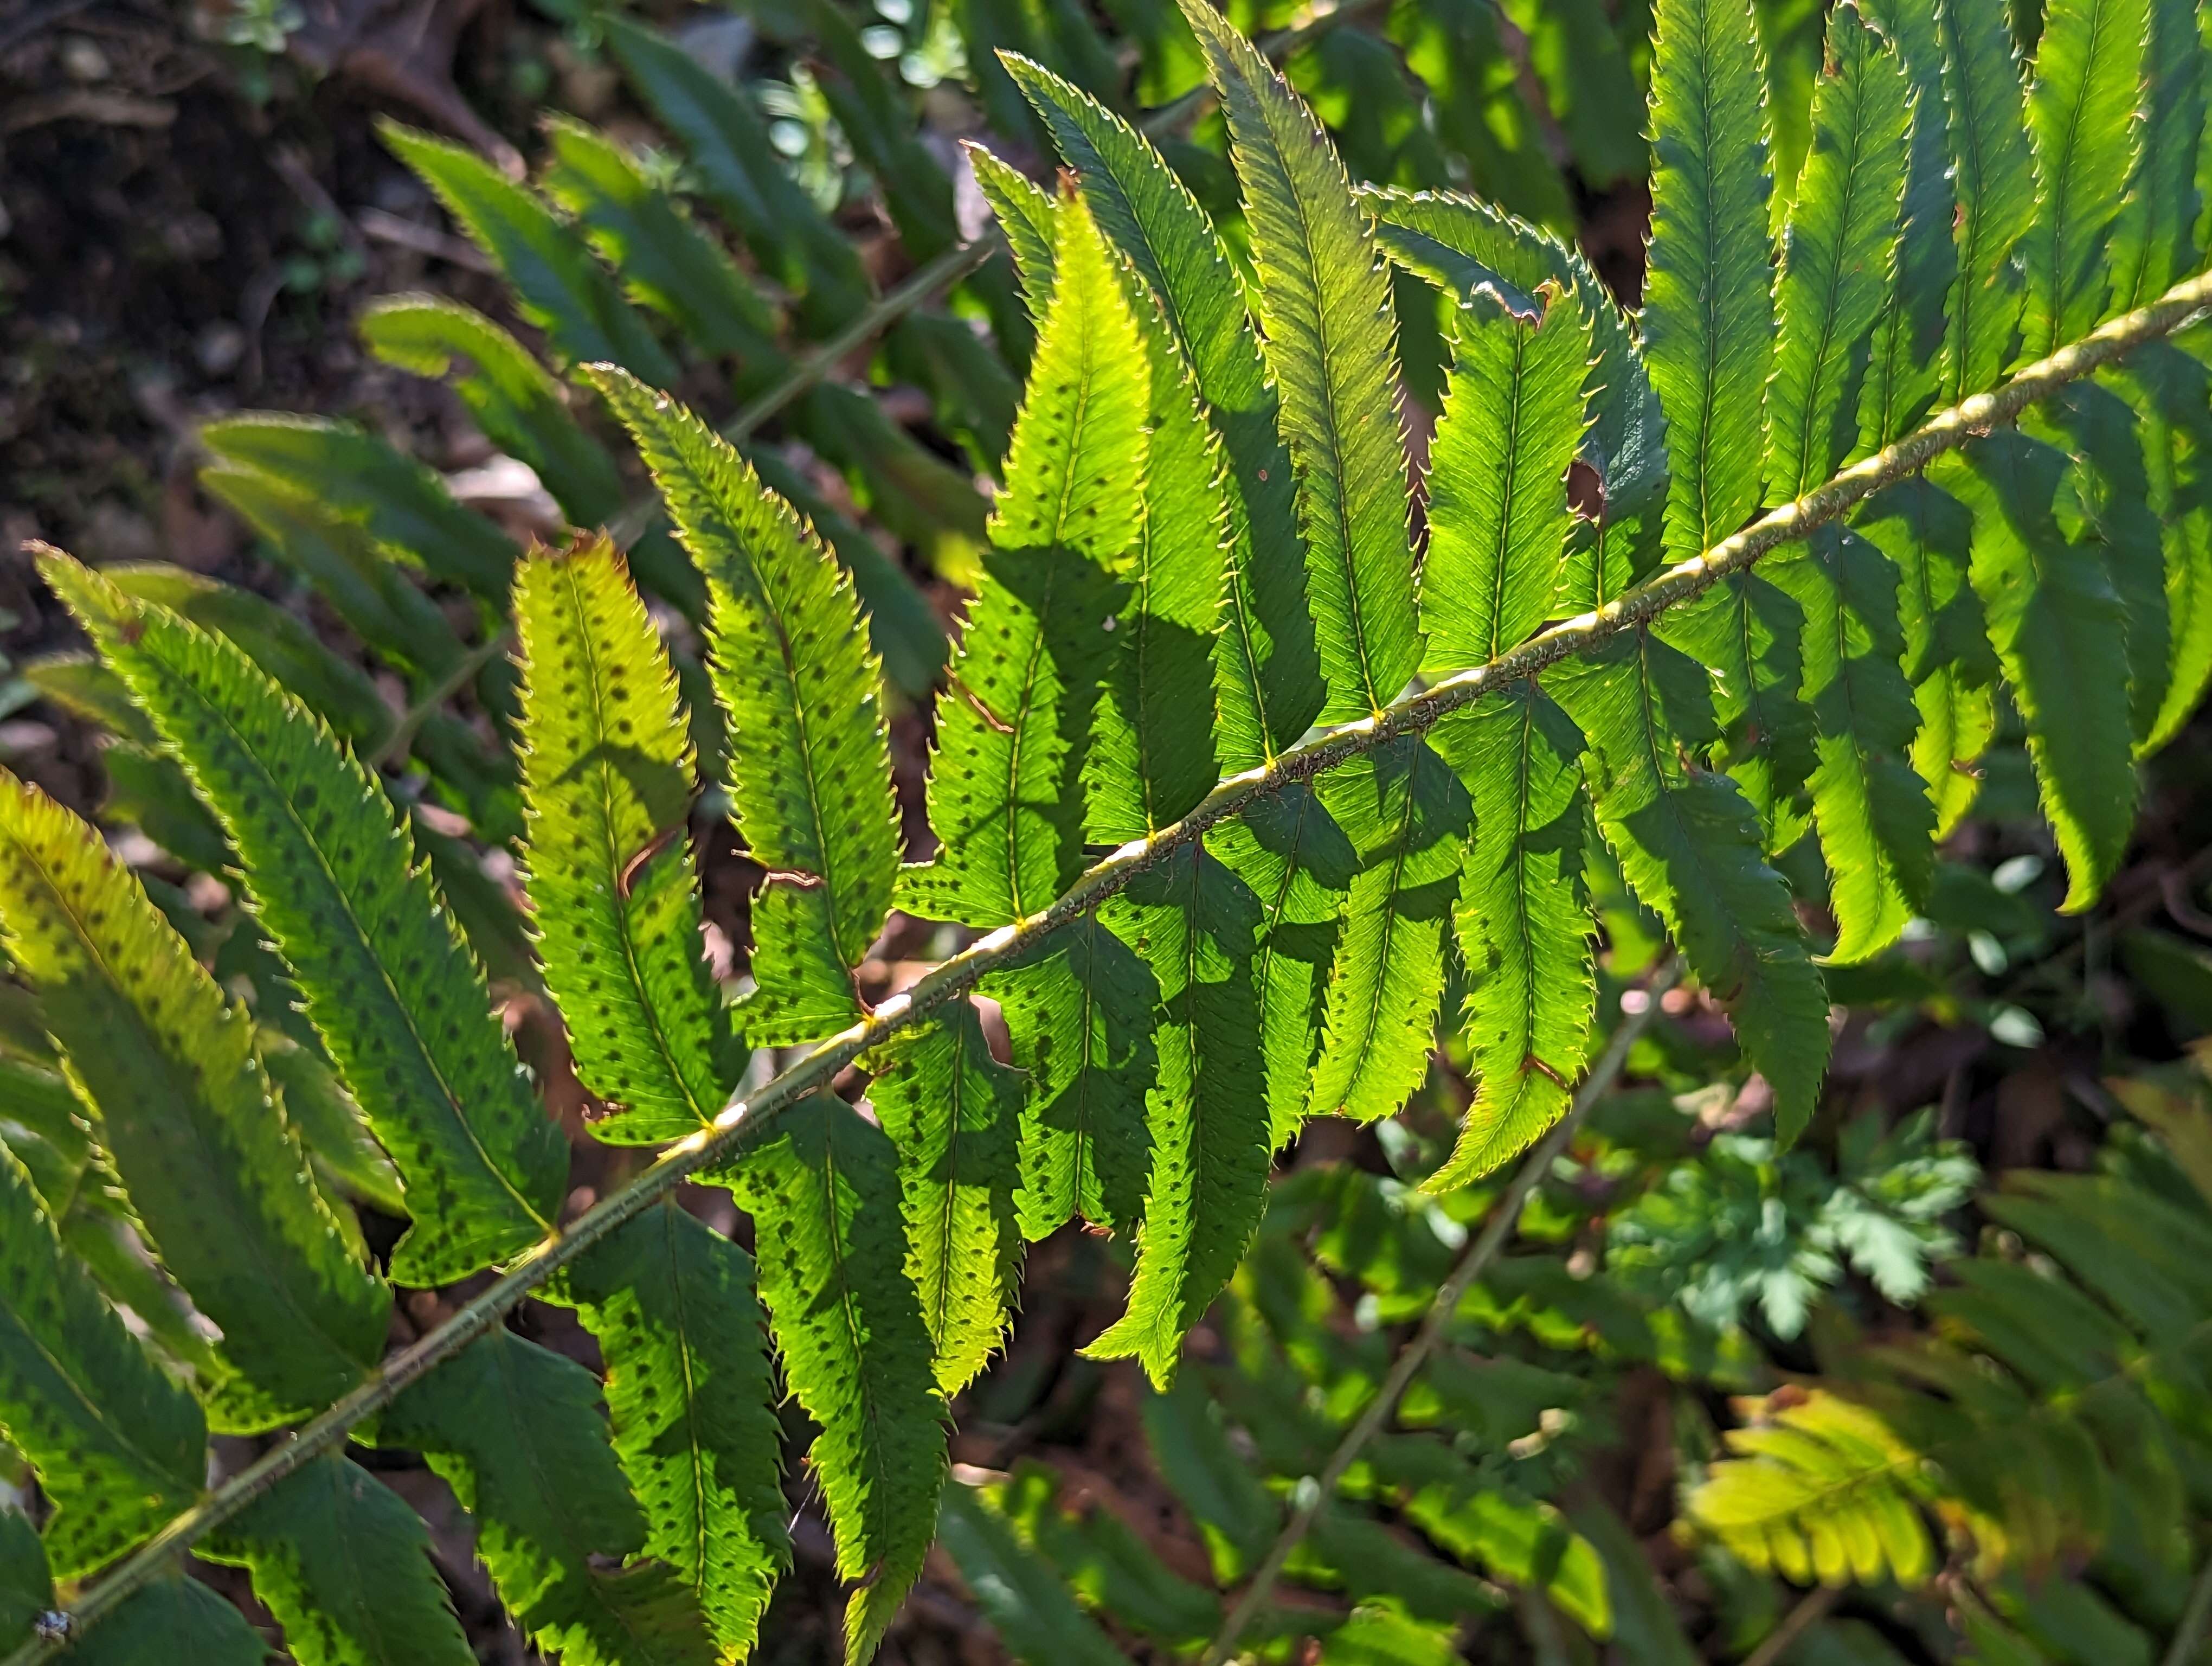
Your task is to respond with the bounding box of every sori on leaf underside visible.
[4,0,2212,1659]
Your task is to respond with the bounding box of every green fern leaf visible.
[1766,529,1936,961]
[1765,3,1910,501]
[986,913,1159,1238]
[515,536,729,1142]
[2026,381,2172,747]
[1425,687,1595,1188]
[542,117,782,363]
[2017,0,2149,362]
[967,144,1060,312]
[1547,631,1831,1140]
[380,121,679,386]
[44,1569,269,1665]
[1364,187,1669,608]
[2107,0,2204,311]
[936,1478,1131,1666]
[1204,784,1361,1148]
[2110,340,2212,753]
[1644,0,1773,560]
[44,554,567,1283]
[867,1002,1024,1394]
[1085,252,1229,841]
[904,188,1144,926]
[1856,0,1961,451]
[1181,0,1420,720]
[206,1456,473,1666]
[0,772,387,1418]
[1310,741,1473,1123]
[1419,286,1592,671]
[381,1327,713,1666]
[0,1143,203,1577]
[1936,0,2036,399]
[1853,477,1999,835]
[200,412,515,603]
[601,15,870,326]
[590,370,901,1041]
[727,1095,947,1663]
[564,1203,791,1659]
[1930,432,2137,909]
[1087,847,1270,1387]
[1009,57,1327,764]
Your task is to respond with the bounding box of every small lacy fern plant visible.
[3,0,2211,1660]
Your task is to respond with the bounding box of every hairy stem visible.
[15,265,2212,1666]
[1201,958,1682,1666]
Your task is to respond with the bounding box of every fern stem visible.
[1198,957,1682,1666]
[16,265,2212,1666]
[366,627,513,772]
[1740,1584,1843,1666]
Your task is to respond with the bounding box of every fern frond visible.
[1419,286,1592,671]
[2110,339,2212,752]
[1937,0,2036,400]
[206,1456,473,1666]
[906,187,1144,926]
[2017,0,2149,361]
[1181,0,1420,720]
[564,1204,790,1659]
[1769,529,1935,962]
[966,144,1059,312]
[0,772,386,1418]
[1426,687,1595,1188]
[727,1097,947,1664]
[515,536,728,1140]
[1310,741,1473,1123]
[866,1002,1024,1395]
[2106,0,2204,311]
[43,554,566,1283]
[985,914,1157,1237]
[1009,56,1327,764]
[1930,432,2137,908]
[380,121,680,386]
[0,1144,204,1577]
[1765,3,1909,502]
[589,369,901,1041]
[936,1478,1131,1666]
[2,1534,267,1665]
[1546,632,1830,1139]
[381,1328,713,1665]
[1644,0,1772,561]
[1088,847,1270,1387]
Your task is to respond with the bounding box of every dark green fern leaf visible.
[2108,339,2212,753]
[1088,847,1270,1387]
[516,537,729,1142]
[727,1095,946,1663]
[564,1203,791,1659]
[44,554,567,1283]
[1182,0,1420,720]
[1930,431,2137,909]
[206,1456,473,1666]
[0,772,386,1420]
[1547,631,1831,1140]
[984,914,1158,1238]
[867,1002,1025,1395]
[590,369,901,1042]
[380,1327,714,1666]
[0,1142,204,1577]
[1426,686,1595,1188]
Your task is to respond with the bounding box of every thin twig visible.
[1199,959,1682,1665]
[2163,1547,2212,1666]
[366,630,512,772]
[14,266,2212,1666]
[1741,1584,1843,1666]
